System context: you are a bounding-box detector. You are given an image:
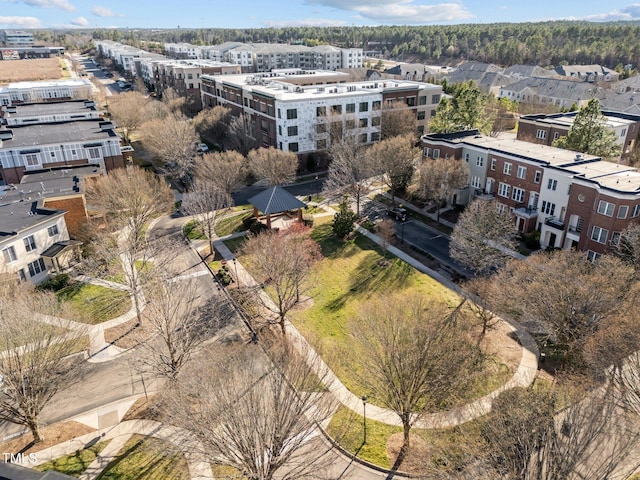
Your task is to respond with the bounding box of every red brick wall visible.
[43,194,88,238]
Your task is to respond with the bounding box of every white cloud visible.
[303,0,473,24]
[566,3,640,21]
[70,15,88,26]
[20,0,75,11]
[0,15,42,28]
[264,18,348,27]
[91,6,123,17]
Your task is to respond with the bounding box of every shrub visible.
[216,269,233,286]
[242,214,257,229]
[523,230,541,249]
[249,222,268,235]
[332,196,357,239]
[37,274,71,292]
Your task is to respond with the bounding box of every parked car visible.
[387,207,407,222]
[197,143,209,153]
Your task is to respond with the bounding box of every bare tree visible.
[612,223,640,278]
[463,277,501,346]
[193,105,232,148]
[324,135,375,217]
[350,294,481,469]
[381,101,418,140]
[196,150,246,208]
[140,114,199,186]
[240,227,320,335]
[84,167,174,323]
[135,276,232,383]
[109,91,150,144]
[0,284,84,443]
[482,383,640,480]
[164,342,338,480]
[488,250,635,365]
[416,157,469,221]
[181,180,227,254]
[375,218,395,260]
[247,147,298,186]
[450,199,518,275]
[369,134,419,203]
[224,115,260,155]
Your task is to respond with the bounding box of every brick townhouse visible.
[421,130,640,256]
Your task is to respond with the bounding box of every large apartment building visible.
[0,100,126,184]
[1,30,34,47]
[0,80,93,107]
[201,71,442,164]
[422,131,640,259]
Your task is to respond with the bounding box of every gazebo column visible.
[266,214,272,229]
[297,209,303,222]
[253,206,259,218]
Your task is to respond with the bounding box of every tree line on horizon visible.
[82,20,640,70]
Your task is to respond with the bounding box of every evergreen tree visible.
[332,196,357,239]
[430,81,493,135]
[553,99,621,159]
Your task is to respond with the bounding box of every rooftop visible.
[0,199,65,239]
[2,79,92,90]
[0,119,118,149]
[3,99,97,117]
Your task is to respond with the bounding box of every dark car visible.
[387,207,407,221]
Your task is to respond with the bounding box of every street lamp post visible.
[314,175,319,199]
[362,395,367,445]
[232,258,239,288]
[401,219,405,244]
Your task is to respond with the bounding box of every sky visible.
[3,0,640,30]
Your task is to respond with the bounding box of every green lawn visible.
[62,283,131,325]
[215,211,249,237]
[97,435,189,480]
[183,220,206,240]
[36,440,110,477]
[288,223,460,398]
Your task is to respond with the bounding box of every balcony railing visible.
[544,217,564,230]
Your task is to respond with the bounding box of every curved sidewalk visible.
[213,225,539,429]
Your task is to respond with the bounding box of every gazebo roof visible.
[248,186,306,215]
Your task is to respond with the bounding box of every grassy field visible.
[98,435,190,480]
[62,283,131,325]
[287,222,461,398]
[35,440,110,477]
[0,58,63,83]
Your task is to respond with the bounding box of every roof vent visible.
[574,153,583,162]
[99,121,115,131]
[0,129,13,140]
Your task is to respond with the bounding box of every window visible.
[423,147,431,157]
[278,108,282,119]
[490,158,496,170]
[591,226,608,244]
[517,166,527,179]
[433,149,440,159]
[476,156,484,167]
[431,94,441,103]
[512,187,525,203]
[547,178,558,191]
[17,269,26,282]
[465,153,470,162]
[331,105,342,114]
[497,203,507,214]
[503,162,512,175]
[372,100,381,110]
[371,116,381,126]
[418,96,427,105]
[24,153,39,166]
[316,139,327,149]
[633,205,640,218]
[417,111,425,120]
[541,201,555,216]
[286,108,297,120]
[24,235,36,252]
[359,102,368,112]
[359,133,368,143]
[28,258,46,277]
[371,132,381,141]
[553,132,560,140]
[536,129,547,139]
[498,183,510,198]
[534,171,542,183]
[288,142,299,152]
[346,103,355,113]
[278,125,282,136]
[316,123,327,133]
[618,205,629,219]
[287,126,298,137]
[587,250,602,262]
[597,200,615,217]
[359,118,368,128]
[47,225,59,237]
[471,176,482,188]
[87,147,102,160]
[2,246,17,263]
[611,231,622,246]
[621,128,627,137]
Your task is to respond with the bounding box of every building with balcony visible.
[421,130,640,256]
[0,80,93,107]
[202,71,442,166]
[1,30,34,47]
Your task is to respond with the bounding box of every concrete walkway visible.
[213,224,539,429]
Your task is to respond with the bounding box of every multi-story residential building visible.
[0,198,73,284]
[0,80,93,107]
[554,64,619,83]
[421,130,640,256]
[516,110,640,158]
[202,71,442,165]
[164,42,205,59]
[1,30,34,47]
[0,46,64,61]
[2,99,100,126]
[498,77,606,110]
[0,118,125,184]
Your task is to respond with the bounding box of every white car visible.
[197,143,209,153]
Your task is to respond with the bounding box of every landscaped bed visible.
[35,439,110,477]
[62,283,131,325]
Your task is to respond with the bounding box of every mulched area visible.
[0,421,95,456]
